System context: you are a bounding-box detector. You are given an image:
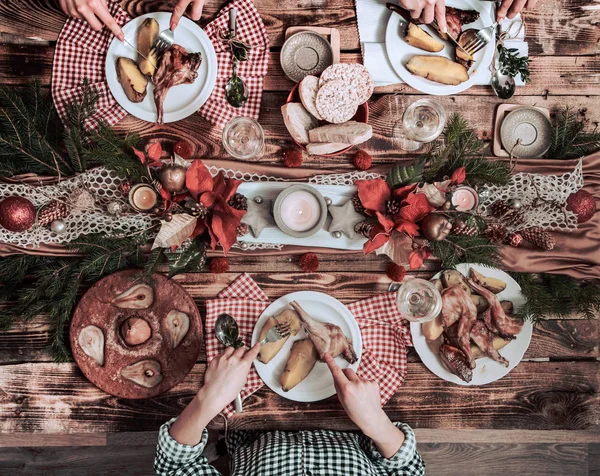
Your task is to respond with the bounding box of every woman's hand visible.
[497,0,540,20]
[197,344,261,418]
[325,354,405,458]
[58,0,124,40]
[170,0,206,30]
[398,0,448,33]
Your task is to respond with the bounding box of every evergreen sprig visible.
[429,234,501,269]
[510,272,600,323]
[423,113,511,186]
[497,44,530,83]
[546,108,600,159]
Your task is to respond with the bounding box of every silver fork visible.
[151,28,175,56]
[463,22,497,56]
[259,323,291,345]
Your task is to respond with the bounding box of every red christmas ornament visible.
[0,196,36,232]
[209,257,230,274]
[282,148,303,168]
[386,263,406,282]
[353,150,372,171]
[299,252,319,272]
[566,189,596,224]
[173,141,194,159]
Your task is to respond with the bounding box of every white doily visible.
[478,160,583,232]
[231,242,284,251]
[0,168,153,248]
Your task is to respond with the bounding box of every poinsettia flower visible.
[363,224,391,255]
[408,247,432,270]
[392,183,418,200]
[375,211,395,233]
[451,166,466,185]
[186,159,214,200]
[397,192,436,223]
[394,220,419,237]
[132,143,163,168]
[355,178,391,214]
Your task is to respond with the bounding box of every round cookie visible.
[319,63,374,105]
[315,80,359,124]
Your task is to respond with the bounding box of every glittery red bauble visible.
[299,252,319,272]
[566,190,596,223]
[386,263,406,282]
[353,150,372,171]
[282,148,303,168]
[0,196,36,232]
[209,257,230,274]
[173,141,194,159]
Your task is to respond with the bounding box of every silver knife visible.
[122,38,157,69]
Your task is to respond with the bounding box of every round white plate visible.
[410,264,533,385]
[385,0,495,95]
[105,12,217,123]
[251,291,362,402]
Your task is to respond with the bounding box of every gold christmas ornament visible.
[157,164,187,193]
[420,214,452,241]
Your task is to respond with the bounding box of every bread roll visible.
[308,121,372,145]
[299,76,323,121]
[306,142,350,155]
[281,103,319,145]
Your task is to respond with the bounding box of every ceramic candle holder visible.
[129,184,158,212]
[451,186,479,212]
[273,184,327,238]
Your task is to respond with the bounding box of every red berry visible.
[173,141,194,159]
[298,253,319,273]
[353,150,372,171]
[209,257,229,274]
[386,263,406,282]
[282,148,303,168]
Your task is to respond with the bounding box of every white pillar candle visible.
[451,186,478,212]
[130,185,157,211]
[279,190,321,232]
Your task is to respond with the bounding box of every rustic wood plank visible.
[414,428,600,443]
[418,443,589,476]
[0,361,597,433]
[3,44,599,98]
[0,434,106,448]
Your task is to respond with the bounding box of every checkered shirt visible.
[155,417,425,475]
[52,0,269,129]
[205,274,413,417]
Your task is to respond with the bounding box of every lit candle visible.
[279,190,321,232]
[129,184,158,211]
[451,186,478,212]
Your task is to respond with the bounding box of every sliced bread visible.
[299,76,323,121]
[308,121,372,145]
[281,103,319,145]
[306,142,350,155]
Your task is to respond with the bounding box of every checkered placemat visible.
[51,0,269,129]
[205,273,413,417]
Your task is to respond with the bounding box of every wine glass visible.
[396,278,442,323]
[222,117,265,161]
[393,99,447,152]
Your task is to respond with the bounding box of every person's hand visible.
[398,0,447,34]
[197,344,261,417]
[497,0,540,20]
[58,0,124,41]
[170,0,206,30]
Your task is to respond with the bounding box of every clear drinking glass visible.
[396,278,442,323]
[393,99,447,151]
[222,117,265,161]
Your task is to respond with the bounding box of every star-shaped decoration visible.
[328,200,365,239]
[241,199,275,238]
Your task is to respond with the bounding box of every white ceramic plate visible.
[251,291,362,402]
[410,264,533,385]
[385,0,495,95]
[105,12,217,123]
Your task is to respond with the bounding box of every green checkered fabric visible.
[155,417,425,475]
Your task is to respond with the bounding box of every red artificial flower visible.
[451,166,466,185]
[375,211,395,233]
[147,142,163,162]
[299,253,319,272]
[209,257,230,274]
[132,143,163,167]
[186,160,214,200]
[408,248,432,270]
[386,263,407,282]
[363,224,391,255]
[392,183,418,200]
[397,192,436,223]
[394,220,419,237]
[355,178,391,214]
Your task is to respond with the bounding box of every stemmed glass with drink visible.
[396,278,442,323]
[393,98,447,152]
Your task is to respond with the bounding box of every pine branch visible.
[166,239,207,278]
[546,108,600,159]
[429,234,501,268]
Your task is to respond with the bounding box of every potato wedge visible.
[258,309,302,364]
[281,338,318,391]
[137,18,159,77]
[405,23,444,53]
[441,270,470,295]
[470,268,507,294]
[471,336,511,360]
[406,55,469,86]
[430,278,444,294]
[422,312,443,341]
[470,295,489,313]
[116,57,148,103]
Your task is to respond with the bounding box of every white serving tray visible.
[236,182,367,250]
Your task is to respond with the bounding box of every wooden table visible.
[0,1,599,474]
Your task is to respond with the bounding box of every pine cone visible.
[521,227,555,251]
[183,198,208,218]
[355,220,376,238]
[236,223,249,237]
[38,200,70,227]
[351,193,366,215]
[228,193,248,211]
[489,200,512,217]
[452,219,478,236]
[506,233,523,247]
[483,223,508,243]
[385,199,401,216]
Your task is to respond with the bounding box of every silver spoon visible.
[224,8,249,108]
[214,313,244,413]
[491,69,516,99]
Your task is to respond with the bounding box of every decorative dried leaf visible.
[147,142,163,161]
[186,160,214,200]
[375,231,413,265]
[132,147,146,164]
[173,152,190,168]
[363,225,391,255]
[451,166,467,184]
[408,248,432,270]
[152,214,198,250]
[416,180,451,207]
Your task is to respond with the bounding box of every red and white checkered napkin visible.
[205,274,413,418]
[51,0,269,129]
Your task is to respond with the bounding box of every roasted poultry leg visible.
[470,320,509,367]
[289,301,358,364]
[441,286,478,369]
